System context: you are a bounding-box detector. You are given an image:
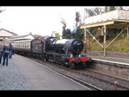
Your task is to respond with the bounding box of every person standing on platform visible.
[0,45,3,64]
[2,45,10,66]
[9,43,14,59]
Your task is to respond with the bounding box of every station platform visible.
[0,54,90,90]
[89,55,129,67]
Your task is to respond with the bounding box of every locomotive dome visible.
[56,39,70,44]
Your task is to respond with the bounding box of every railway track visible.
[29,56,129,90]
[89,69,129,88]
[31,58,102,90]
[47,65,102,90]
[75,69,129,90]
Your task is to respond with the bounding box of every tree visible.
[72,27,84,40]
[105,6,114,12]
[54,32,61,40]
[75,12,81,27]
[85,9,95,17]
[61,18,66,30]
[62,28,72,39]
[61,18,72,39]
[105,6,123,12]
[70,12,84,40]
[94,8,103,15]
[84,8,104,18]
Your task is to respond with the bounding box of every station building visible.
[0,28,17,46]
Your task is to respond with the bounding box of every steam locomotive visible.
[12,36,93,68]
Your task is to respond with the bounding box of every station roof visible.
[81,10,129,29]
[8,33,35,41]
[0,28,18,37]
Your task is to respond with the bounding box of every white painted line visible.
[100,56,129,61]
[93,58,129,66]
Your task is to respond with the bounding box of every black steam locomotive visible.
[13,36,93,68]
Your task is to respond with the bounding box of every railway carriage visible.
[12,39,32,56]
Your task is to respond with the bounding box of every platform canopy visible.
[0,28,17,40]
[80,9,129,56]
[8,33,35,41]
[81,10,129,29]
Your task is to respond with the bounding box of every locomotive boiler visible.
[52,39,83,56]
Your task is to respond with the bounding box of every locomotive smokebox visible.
[64,39,83,56]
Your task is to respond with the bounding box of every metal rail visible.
[32,58,103,90]
[44,61,129,90]
[78,69,129,90]
[57,71,103,90]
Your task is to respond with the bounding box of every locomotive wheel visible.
[45,56,49,62]
[63,61,70,67]
[69,63,75,69]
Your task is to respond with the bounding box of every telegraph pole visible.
[83,8,88,53]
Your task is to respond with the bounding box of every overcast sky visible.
[0,6,99,36]
[0,6,128,36]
